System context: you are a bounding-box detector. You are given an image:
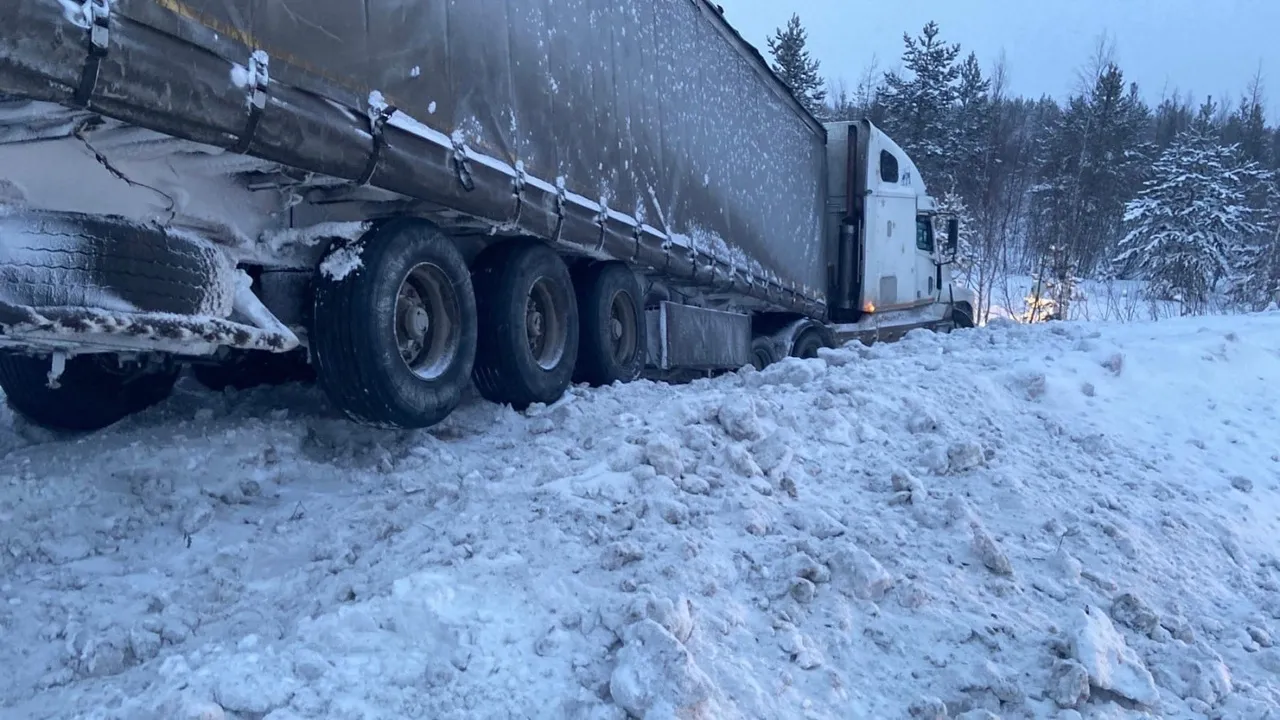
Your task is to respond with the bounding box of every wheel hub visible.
[393,262,461,381]
[525,277,567,371]
[527,305,544,342]
[607,291,637,364]
[404,305,431,340]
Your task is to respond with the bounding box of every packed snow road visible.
[1,312,1278,720]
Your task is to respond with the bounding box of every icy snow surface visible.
[1,312,1279,719]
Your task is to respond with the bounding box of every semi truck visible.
[0,0,975,432]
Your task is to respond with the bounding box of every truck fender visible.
[774,317,831,358]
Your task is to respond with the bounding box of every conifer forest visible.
[767,15,1280,323]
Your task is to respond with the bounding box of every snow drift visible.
[1,311,1278,719]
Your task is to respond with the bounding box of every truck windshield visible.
[915,216,934,252]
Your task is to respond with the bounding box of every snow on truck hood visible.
[0,312,1278,718]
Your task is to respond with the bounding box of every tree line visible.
[766,15,1280,322]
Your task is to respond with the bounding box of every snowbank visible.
[1,311,1279,719]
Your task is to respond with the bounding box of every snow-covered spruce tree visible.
[951,51,992,202]
[1222,79,1280,308]
[1113,125,1264,314]
[1230,186,1280,309]
[877,22,962,183]
[1031,62,1150,280]
[767,14,827,118]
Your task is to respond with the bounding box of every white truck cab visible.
[824,119,976,338]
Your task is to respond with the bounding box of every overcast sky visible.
[716,0,1279,113]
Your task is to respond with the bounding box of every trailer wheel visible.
[472,242,579,408]
[751,336,779,370]
[310,220,477,428]
[573,262,646,386]
[791,328,827,359]
[0,353,179,432]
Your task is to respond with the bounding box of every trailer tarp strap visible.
[450,136,476,192]
[551,179,567,244]
[358,102,396,186]
[72,0,111,108]
[232,51,270,155]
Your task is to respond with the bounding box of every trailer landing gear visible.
[310,220,477,428]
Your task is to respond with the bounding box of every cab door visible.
[862,148,918,309]
[914,214,941,302]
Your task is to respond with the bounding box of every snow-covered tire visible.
[952,302,975,329]
[0,210,235,316]
[790,327,827,359]
[310,220,477,429]
[751,336,779,370]
[572,261,646,387]
[472,241,579,409]
[0,352,179,432]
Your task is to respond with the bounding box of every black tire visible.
[791,328,827,359]
[0,210,235,316]
[573,262,646,386]
[472,241,579,409]
[952,302,976,329]
[751,336,779,371]
[310,220,478,428]
[0,352,179,432]
[191,349,315,392]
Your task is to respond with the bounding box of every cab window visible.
[880,150,899,183]
[915,216,934,252]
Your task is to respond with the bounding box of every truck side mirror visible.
[945,218,959,256]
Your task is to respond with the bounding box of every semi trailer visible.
[0,0,976,432]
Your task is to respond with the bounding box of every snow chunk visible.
[890,469,926,505]
[1049,659,1091,708]
[717,396,763,441]
[609,619,716,718]
[1072,605,1159,707]
[777,624,824,669]
[907,697,948,718]
[644,433,684,478]
[946,440,986,473]
[602,541,646,571]
[1110,592,1161,636]
[180,501,215,536]
[828,546,893,601]
[749,358,824,388]
[318,240,364,281]
[970,523,1013,576]
[213,661,297,716]
[641,595,694,644]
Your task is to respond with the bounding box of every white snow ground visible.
[1,312,1279,720]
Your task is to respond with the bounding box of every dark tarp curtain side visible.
[0,0,830,315]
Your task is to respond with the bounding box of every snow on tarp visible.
[1,313,1279,717]
[0,0,829,313]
